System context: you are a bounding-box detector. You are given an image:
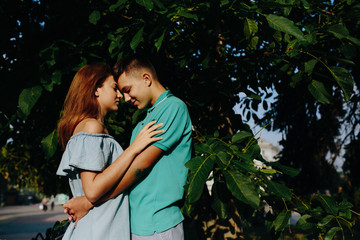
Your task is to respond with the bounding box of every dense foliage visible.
[1,0,360,238]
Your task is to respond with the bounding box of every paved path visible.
[0,205,68,240]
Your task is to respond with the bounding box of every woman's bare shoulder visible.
[73,118,104,135]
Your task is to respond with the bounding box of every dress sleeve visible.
[56,134,111,176]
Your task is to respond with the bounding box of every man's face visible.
[117,71,151,109]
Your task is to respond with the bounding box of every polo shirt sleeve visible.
[152,100,191,151]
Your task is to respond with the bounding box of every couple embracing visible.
[56,54,192,240]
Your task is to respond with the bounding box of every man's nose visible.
[124,94,131,102]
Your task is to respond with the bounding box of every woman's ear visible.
[95,90,100,97]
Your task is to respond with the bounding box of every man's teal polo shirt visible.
[129,90,192,235]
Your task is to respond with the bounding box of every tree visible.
[256,0,360,196]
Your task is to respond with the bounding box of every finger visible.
[143,120,157,129]
[148,129,165,137]
[148,123,164,131]
[149,136,163,142]
[64,208,68,214]
[63,199,72,208]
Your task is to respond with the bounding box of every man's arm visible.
[64,145,163,222]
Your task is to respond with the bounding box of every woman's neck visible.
[97,109,107,126]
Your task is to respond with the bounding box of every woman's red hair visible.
[57,63,112,150]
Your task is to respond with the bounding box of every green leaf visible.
[304,32,318,45]
[271,161,300,177]
[51,70,62,85]
[295,214,315,230]
[302,0,310,9]
[211,182,229,219]
[223,170,260,208]
[182,192,196,218]
[260,168,277,174]
[42,82,54,92]
[338,200,353,211]
[265,14,305,42]
[234,160,259,173]
[266,180,292,201]
[317,215,334,228]
[305,59,318,75]
[246,144,261,159]
[329,66,354,101]
[177,11,198,21]
[41,129,58,159]
[283,6,292,17]
[18,85,43,117]
[194,142,213,154]
[155,31,166,51]
[328,24,360,46]
[249,36,259,50]
[130,26,144,50]
[286,40,300,57]
[311,206,325,219]
[185,155,215,203]
[244,18,258,40]
[274,210,291,232]
[290,71,302,88]
[339,209,352,220]
[346,35,360,46]
[152,0,167,10]
[324,227,341,240]
[308,80,332,104]
[314,195,338,216]
[1,146,8,158]
[89,10,101,25]
[295,200,312,213]
[286,39,298,49]
[217,151,231,166]
[249,94,261,101]
[273,31,283,43]
[232,131,252,143]
[109,40,118,54]
[136,0,154,11]
[328,24,349,39]
[109,0,127,11]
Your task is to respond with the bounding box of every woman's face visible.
[95,75,123,114]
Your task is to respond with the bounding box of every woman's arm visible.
[64,145,163,223]
[80,121,163,203]
[97,145,163,200]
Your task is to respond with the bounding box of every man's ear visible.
[143,73,152,87]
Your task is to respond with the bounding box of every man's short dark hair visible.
[113,54,157,81]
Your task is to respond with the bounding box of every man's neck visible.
[150,83,167,106]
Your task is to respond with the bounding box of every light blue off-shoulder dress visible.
[56,132,130,240]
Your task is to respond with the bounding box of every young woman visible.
[56,63,164,240]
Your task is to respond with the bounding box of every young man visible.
[63,55,192,239]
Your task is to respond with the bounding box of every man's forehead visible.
[117,74,137,92]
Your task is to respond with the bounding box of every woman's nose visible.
[117,90,123,99]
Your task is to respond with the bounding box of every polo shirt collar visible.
[148,90,172,112]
